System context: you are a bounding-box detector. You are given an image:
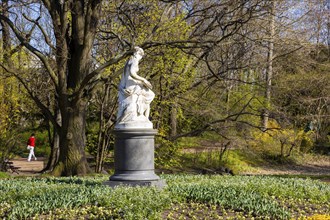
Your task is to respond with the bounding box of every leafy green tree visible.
[0,0,266,175]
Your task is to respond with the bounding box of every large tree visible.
[1,0,120,175]
[0,0,263,176]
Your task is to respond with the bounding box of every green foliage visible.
[176,136,201,149]
[0,172,10,179]
[165,175,330,219]
[0,77,21,134]
[0,133,20,164]
[34,130,51,149]
[97,2,198,168]
[219,150,258,174]
[300,132,316,153]
[273,62,330,152]
[0,74,51,162]
[248,121,315,158]
[31,130,51,157]
[155,138,181,169]
[13,131,51,159]
[0,176,171,220]
[0,76,25,167]
[173,134,259,174]
[180,149,259,174]
[0,175,328,219]
[86,131,99,157]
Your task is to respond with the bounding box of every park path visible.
[6,156,330,182]
[9,157,45,176]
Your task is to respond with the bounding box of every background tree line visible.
[0,0,329,175]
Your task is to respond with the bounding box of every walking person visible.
[27,133,37,161]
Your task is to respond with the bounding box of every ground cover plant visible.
[165,175,330,219]
[0,175,329,219]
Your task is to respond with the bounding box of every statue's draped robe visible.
[116,57,154,128]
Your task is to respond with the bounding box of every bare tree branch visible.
[22,13,56,50]
[0,14,58,87]
[0,63,60,131]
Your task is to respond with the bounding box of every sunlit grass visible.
[0,175,328,219]
[0,172,10,178]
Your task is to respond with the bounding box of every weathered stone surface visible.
[106,47,166,188]
[107,129,165,188]
[103,179,166,188]
[115,47,154,129]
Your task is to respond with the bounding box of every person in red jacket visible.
[27,133,37,161]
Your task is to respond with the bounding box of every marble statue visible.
[115,46,155,129]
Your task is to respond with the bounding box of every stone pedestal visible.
[105,129,165,188]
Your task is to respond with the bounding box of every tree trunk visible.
[95,83,116,173]
[50,0,101,176]
[96,131,111,173]
[42,109,61,173]
[47,130,60,171]
[0,0,104,176]
[95,136,103,173]
[95,121,104,173]
[95,86,107,173]
[52,99,91,176]
[170,99,178,139]
[1,0,9,64]
[43,129,60,173]
[327,1,330,61]
[262,0,275,131]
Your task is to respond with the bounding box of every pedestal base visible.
[107,128,166,188]
[103,179,166,188]
[110,170,160,181]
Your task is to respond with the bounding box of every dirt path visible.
[246,164,330,176]
[9,157,45,176]
[7,155,329,181]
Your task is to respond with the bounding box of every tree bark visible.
[262,0,275,131]
[42,108,61,173]
[170,98,178,139]
[46,0,101,176]
[95,84,109,173]
[53,99,91,176]
[0,0,10,64]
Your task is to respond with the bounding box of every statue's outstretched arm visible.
[130,67,152,89]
